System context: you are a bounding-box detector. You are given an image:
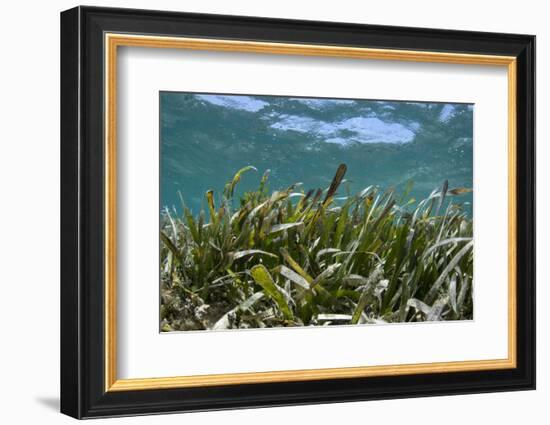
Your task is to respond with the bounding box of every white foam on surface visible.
[196,94,269,112]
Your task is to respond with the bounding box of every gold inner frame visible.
[104,33,517,392]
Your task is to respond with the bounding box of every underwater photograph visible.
[159,92,474,332]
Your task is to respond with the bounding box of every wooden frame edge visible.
[105,32,118,390]
[507,59,518,369]
[104,33,518,392]
[108,358,516,391]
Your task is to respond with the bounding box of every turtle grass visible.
[160,164,473,331]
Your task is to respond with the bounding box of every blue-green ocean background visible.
[160,92,473,216]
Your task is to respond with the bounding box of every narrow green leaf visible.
[422,237,473,259]
[227,165,257,198]
[160,231,182,265]
[316,314,352,321]
[436,179,449,215]
[323,163,347,206]
[426,296,449,321]
[351,278,377,324]
[276,265,310,289]
[316,248,341,261]
[407,298,431,316]
[250,265,293,320]
[311,263,341,288]
[206,190,217,224]
[183,207,200,243]
[426,241,473,303]
[268,222,304,234]
[232,249,279,260]
[449,275,458,314]
[448,187,473,195]
[279,247,313,284]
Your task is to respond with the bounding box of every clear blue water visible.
[160,92,473,216]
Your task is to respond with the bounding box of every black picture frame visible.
[61,5,535,419]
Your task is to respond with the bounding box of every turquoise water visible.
[160,92,473,216]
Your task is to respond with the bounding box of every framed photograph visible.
[60,6,535,419]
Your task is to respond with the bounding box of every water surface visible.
[160,92,473,215]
